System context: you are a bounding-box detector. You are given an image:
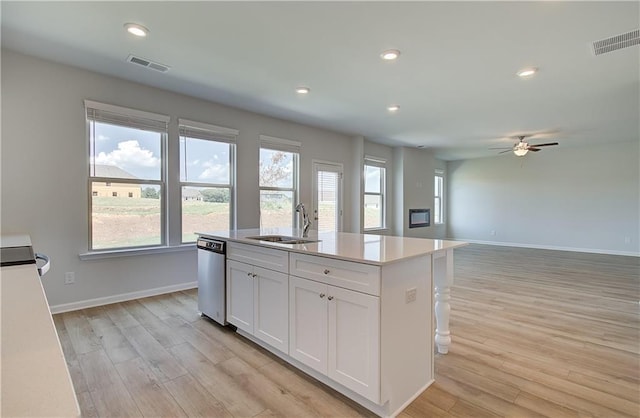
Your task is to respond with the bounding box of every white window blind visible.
[364,155,387,168]
[84,100,169,133]
[178,118,238,143]
[259,134,301,153]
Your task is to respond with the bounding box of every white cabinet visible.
[227,244,289,353]
[289,267,380,403]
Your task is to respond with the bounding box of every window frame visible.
[178,118,238,243]
[363,156,387,231]
[434,169,445,225]
[259,135,301,229]
[85,100,169,252]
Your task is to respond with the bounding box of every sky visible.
[91,122,231,184]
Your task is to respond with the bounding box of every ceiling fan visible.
[490,135,559,156]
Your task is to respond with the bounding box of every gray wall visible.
[392,147,447,239]
[447,141,640,255]
[1,49,358,307]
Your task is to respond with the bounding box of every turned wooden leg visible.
[433,249,454,354]
[434,284,451,353]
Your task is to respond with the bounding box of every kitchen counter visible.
[197,228,466,265]
[1,263,80,417]
[198,228,467,416]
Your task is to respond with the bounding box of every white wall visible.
[447,141,640,255]
[1,50,358,307]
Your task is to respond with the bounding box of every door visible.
[254,266,289,353]
[313,161,343,233]
[289,276,328,374]
[226,260,254,333]
[328,285,380,403]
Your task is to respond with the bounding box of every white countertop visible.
[197,228,467,265]
[1,264,80,417]
[0,234,32,248]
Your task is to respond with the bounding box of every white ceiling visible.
[2,1,638,160]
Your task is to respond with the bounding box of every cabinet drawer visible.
[228,242,289,273]
[290,253,380,296]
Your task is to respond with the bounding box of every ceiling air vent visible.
[126,55,170,73]
[591,29,639,56]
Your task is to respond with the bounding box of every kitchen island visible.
[197,228,466,417]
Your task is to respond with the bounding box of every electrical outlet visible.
[406,288,417,303]
[490,230,496,236]
[624,236,631,244]
[64,272,75,285]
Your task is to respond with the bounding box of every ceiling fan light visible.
[513,148,529,156]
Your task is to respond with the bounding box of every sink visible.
[246,235,320,245]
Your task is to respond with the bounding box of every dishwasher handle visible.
[196,238,226,254]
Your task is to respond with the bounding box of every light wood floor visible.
[54,244,640,417]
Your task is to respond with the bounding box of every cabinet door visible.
[328,286,380,403]
[226,260,254,333]
[289,276,328,374]
[254,266,289,353]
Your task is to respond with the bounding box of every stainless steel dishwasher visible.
[197,237,227,325]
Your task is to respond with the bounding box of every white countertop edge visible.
[197,229,468,266]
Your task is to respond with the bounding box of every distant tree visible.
[141,187,159,199]
[201,188,230,203]
[259,151,291,187]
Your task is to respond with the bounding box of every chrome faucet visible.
[295,203,311,237]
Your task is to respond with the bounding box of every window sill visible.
[364,228,390,233]
[79,244,196,261]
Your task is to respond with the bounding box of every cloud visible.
[95,140,160,168]
[198,160,228,182]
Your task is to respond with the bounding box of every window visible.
[434,169,444,224]
[179,119,237,243]
[259,135,300,229]
[364,156,386,230]
[86,100,168,250]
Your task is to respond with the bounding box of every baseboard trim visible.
[453,238,639,257]
[49,281,198,314]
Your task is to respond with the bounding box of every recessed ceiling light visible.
[124,23,149,37]
[517,67,538,78]
[295,86,310,94]
[380,49,401,60]
[387,104,400,112]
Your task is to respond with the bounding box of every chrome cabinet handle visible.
[328,296,334,301]
[247,272,252,277]
[319,293,325,298]
[324,269,330,275]
[252,273,257,278]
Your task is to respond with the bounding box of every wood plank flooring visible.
[53,244,640,417]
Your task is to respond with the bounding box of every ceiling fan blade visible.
[489,147,513,150]
[528,147,541,152]
[498,150,512,154]
[530,142,558,147]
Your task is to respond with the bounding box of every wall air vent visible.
[126,55,170,73]
[591,29,639,56]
